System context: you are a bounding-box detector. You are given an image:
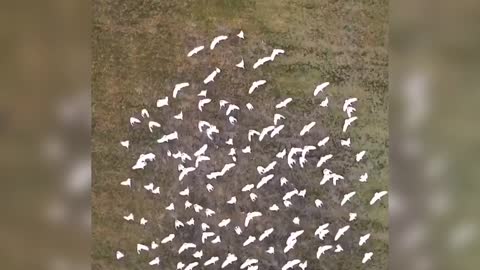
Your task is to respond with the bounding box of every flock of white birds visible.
[116,30,387,269]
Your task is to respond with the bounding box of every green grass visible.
[93,0,388,269]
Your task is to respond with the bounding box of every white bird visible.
[242,184,255,192]
[271,48,285,60]
[149,257,160,266]
[346,106,356,117]
[280,177,289,186]
[218,218,231,227]
[356,150,366,162]
[227,196,237,204]
[186,218,195,226]
[123,213,134,221]
[120,140,129,148]
[341,191,356,206]
[144,182,154,191]
[343,97,358,112]
[300,122,316,136]
[270,125,284,138]
[243,235,256,246]
[206,183,214,192]
[362,252,373,264]
[157,131,178,143]
[173,82,189,98]
[343,116,358,132]
[281,259,300,270]
[226,104,240,115]
[198,89,207,97]
[240,258,258,269]
[156,96,169,107]
[259,228,274,241]
[249,193,257,201]
[141,109,149,118]
[286,230,304,246]
[299,261,307,270]
[120,178,131,187]
[210,35,228,50]
[370,191,388,205]
[198,98,211,111]
[137,243,149,254]
[193,144,208,157]
[266,247,274,254]
[185,201,192,209]
[248,129,260,142]
[165,203,174,211]
[234,226,242,235]
[359,172,368,182]
[341,138,351,147]
[253,56,272,69]
[184,262,199,270]
[177,262,185,270]
[195,155,210,167]
[148,121,161,132]
[314,223,330,238]
[359,233,371,246]
[313,82,330,96]
[178,243,196,254]
[199,223,209,231]
[204,256,219,266]
[178,167,195,181]
[152,186,160,194]
[174,220,184,230]
[151,241,159,250]
[242,145,251,153]
[273,113,285,125]
[316,154,333,168]
[237,30,244,39]
[257,174,274,189]
[276,148,287,159]
[174,111,183,120]
[116,251,124,260]
[221,253,238,268]
[320,97,329,107]
[298,189,306,197]
[334,225,350,241]
[236,58,245,69]
[130,117,141,126]
[283,189,299,201]
[245,211,262,227]
[317,136,329,147]
[193,250,203,259]
[246,103,253,110]
[316,245,332,258]
[259,125,275,141]
[349,212,357,221]
[204,67,221,84]
[287,147,303,168]
[248,80,267,94]
[228,116,237,125]
[179,187,189,196]
[201,232,215,243]
[275,98,292,109]
[293,217,300,225]
[192,204,203,213]
[334,245,343,253]
[269,204,279,211]
[140,217,148,225]
[187,45,204,57]
[315,199,323,208]
[205,208,216,217]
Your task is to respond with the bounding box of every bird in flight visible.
[172,82,189,98]
[313,82,330,96]
[300,121,316,136]
[248,80,267,94]
[204,67,221,84]
[370,191,388,205]
[187,45,204,57]
[210,35,228,50]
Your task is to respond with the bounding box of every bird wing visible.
[313,82,330,96]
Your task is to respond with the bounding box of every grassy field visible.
[93,0,388,269]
